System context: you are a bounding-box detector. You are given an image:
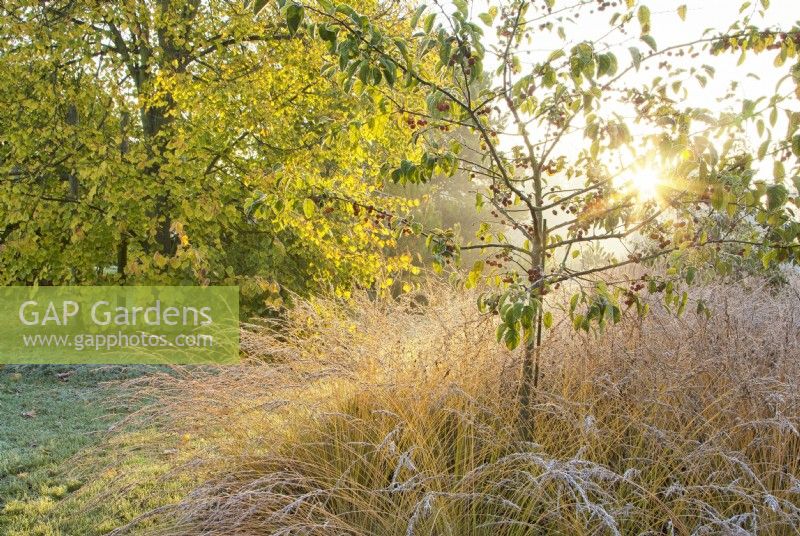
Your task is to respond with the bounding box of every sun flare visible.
[632,169,661,200]
[615,167,663,201]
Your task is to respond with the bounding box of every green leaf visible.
[358,59,371,85]
[438,38,452,67]
[766,183,788,210]
[253,0,269,15]
[317,0,335,14]
[453,0,468,17]
[711,186,726,211]
[478,8,497,26]
[335,4,360,24]
[285,3,304,36]
[543,67,557,87]
[641,35,657,52]
[606,53,618,76]
[762,248,778,269]
[685,266,696,285]
[393,38,411,69]
[318,25,338,44]
[677,292,688,316]
[410,5,426,29]
[758,140,770,160]
[496,323,507,342]
[569,293,580,312]
[423,13,436,33]
[597,53,612,77]
[774,160,786,181]
[792,135,800,157]
[506,303,524,323]
[520,304,536,329]
[503,324,520,350]
[543,311,553,329]
[637,5,651,33]
[629,47,642,70]
[379,57,396,86]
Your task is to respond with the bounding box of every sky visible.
[464,0,800,182]
[476,0,800,99]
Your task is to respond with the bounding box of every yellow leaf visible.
[303,199,315,218]
[153,253,168,269]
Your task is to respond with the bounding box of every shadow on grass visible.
[0,365,194,535]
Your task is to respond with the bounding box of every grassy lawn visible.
[0,366,188,536]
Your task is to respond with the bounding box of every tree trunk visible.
[117,237,128,279]
[140,103,178,257]
[517,307,542,433]
[517,220,546,435]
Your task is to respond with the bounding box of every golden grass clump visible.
[109,279,800,535]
